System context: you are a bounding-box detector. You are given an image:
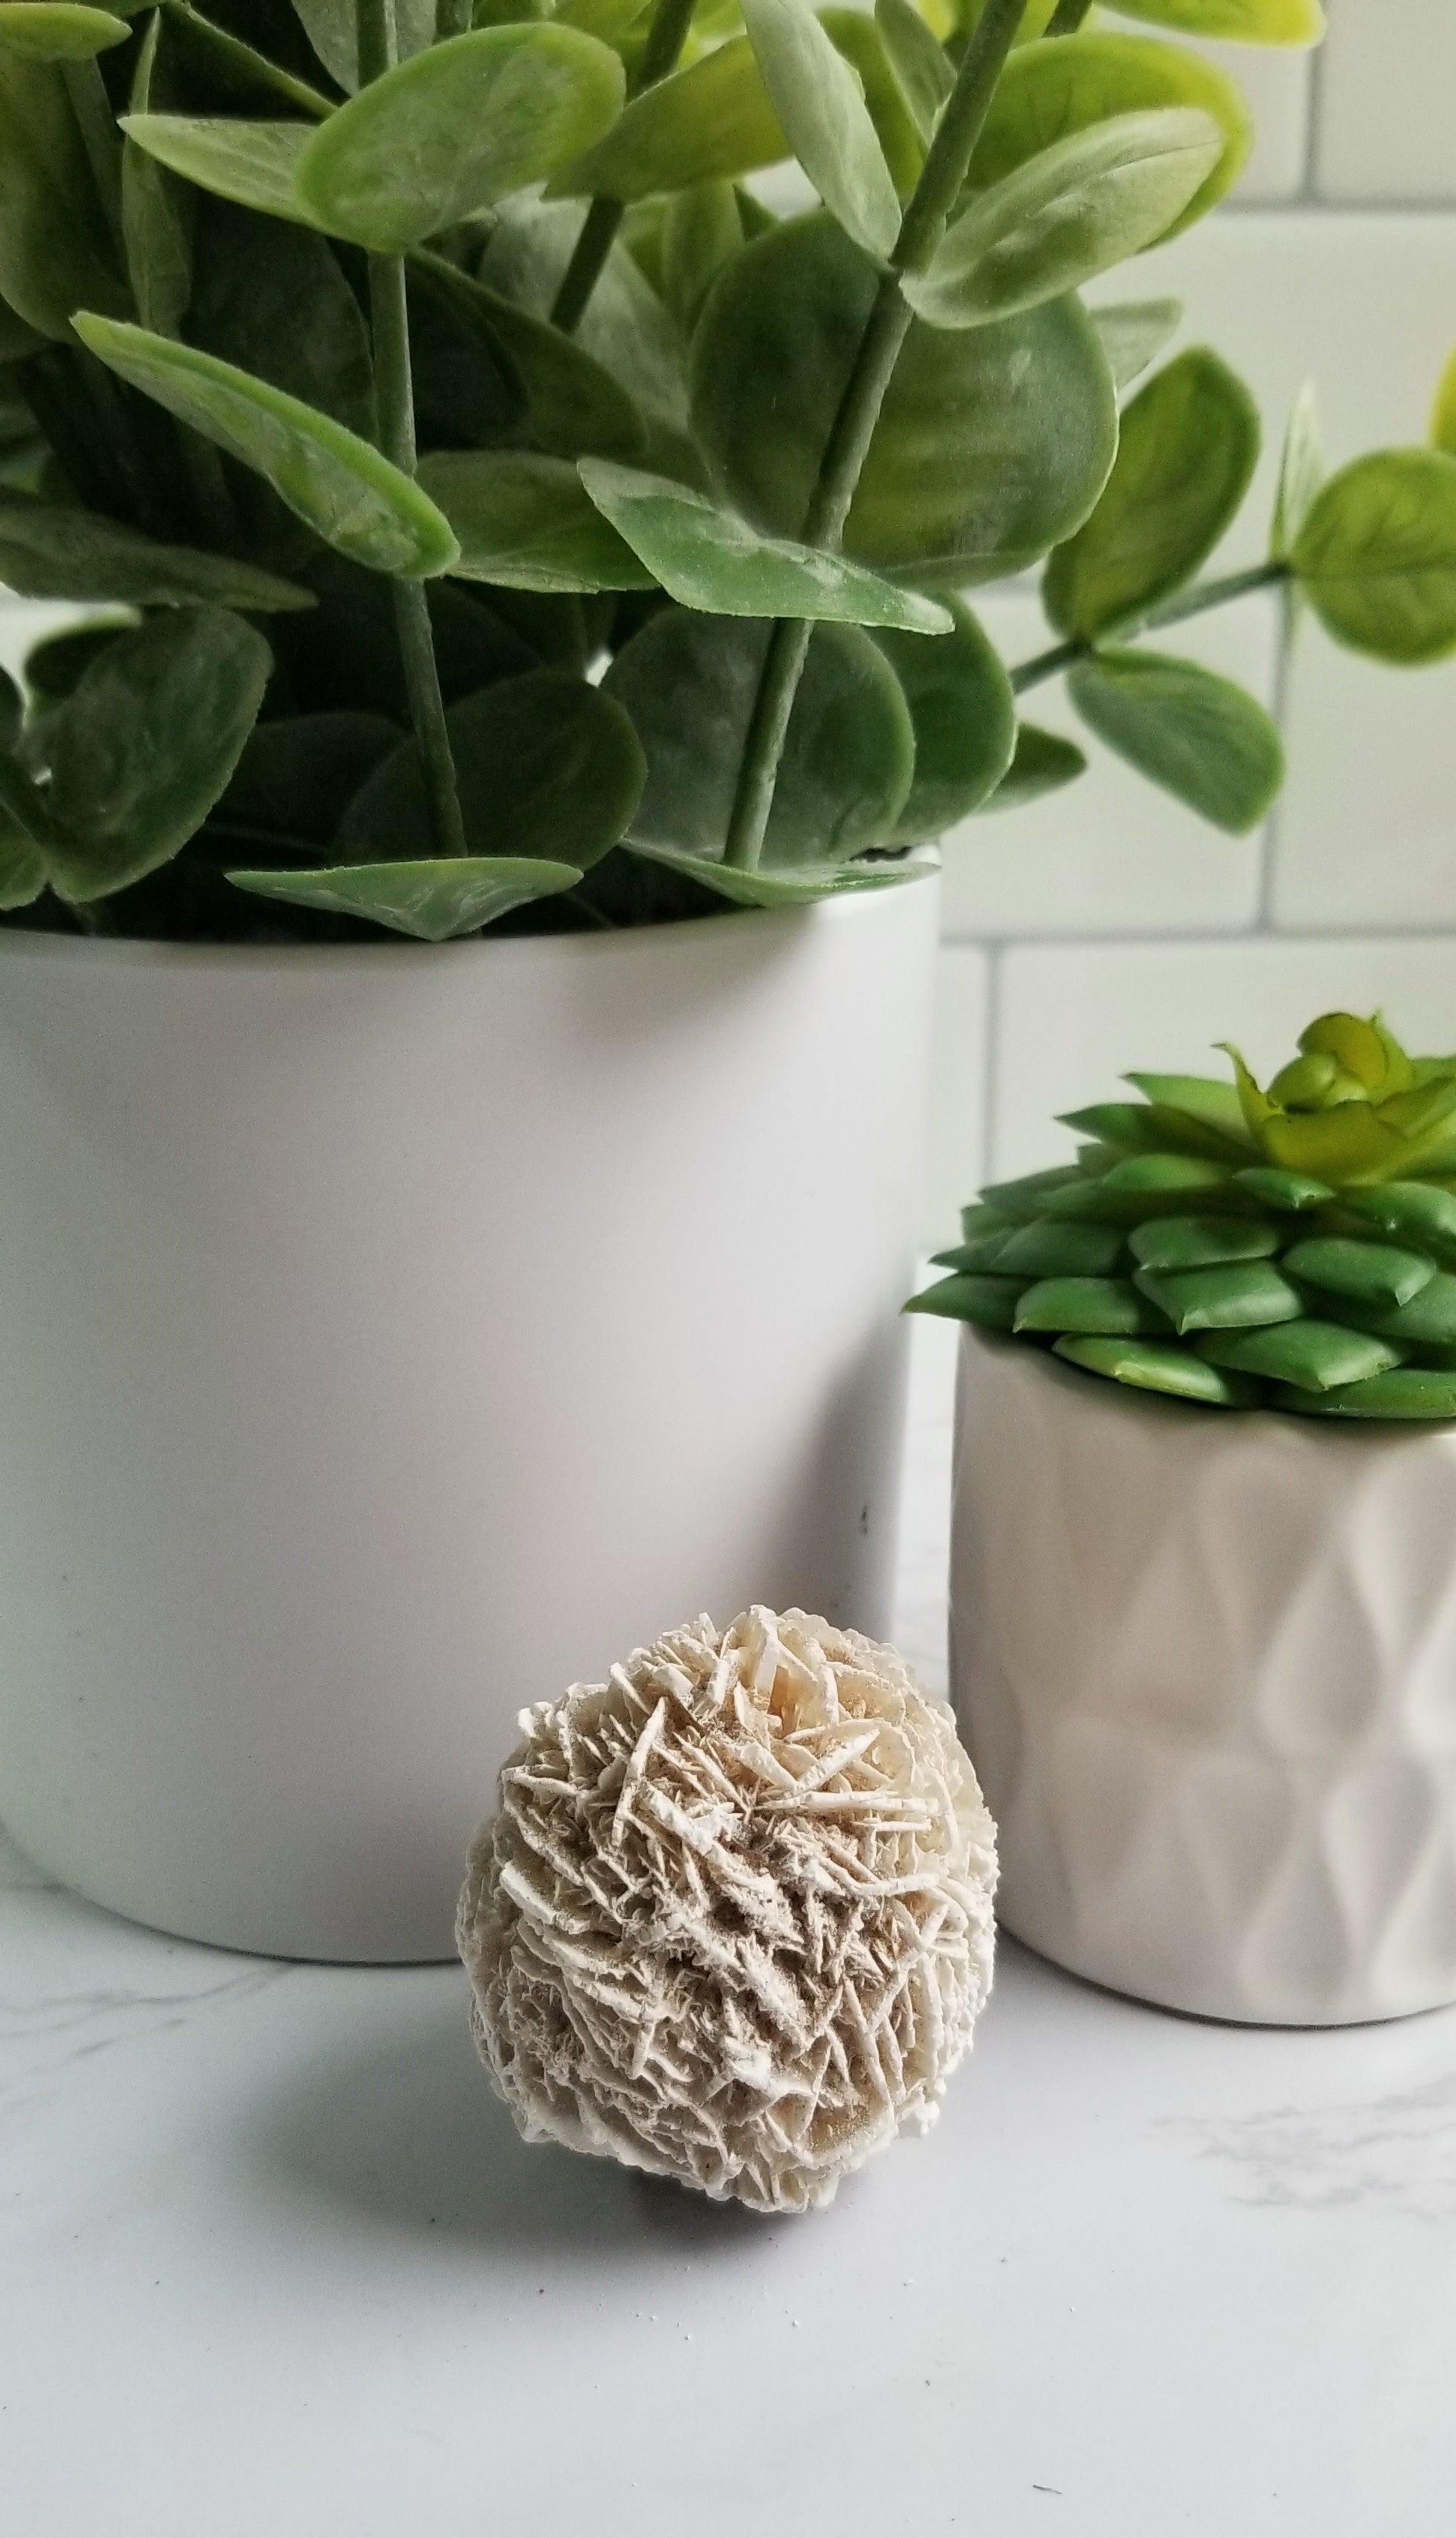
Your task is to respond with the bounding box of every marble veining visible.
[1165,2068,1456,2220]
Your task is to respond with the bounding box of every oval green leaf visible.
[0,55,130,336]
[614,839,927,909]
[1094,0,1324,41]
[71,313,461,578]
[0,5,128,59]
[333,670,646,872]
[874,0,953,145]
[418,451,655,591]
[413,252,646,464]
[121,116,321,227]
[692,210,1118,583]
[1291,448,1456,665]
[1067,644,1283,832]
[905,109,1220,330]
[969,33,1252,240]
[977,719,1086,812]
[0,488,314,609]
[41,607,272,903]
[1043,346,1259,636]
[292,0,440,92]
[296,26,626,252]
[602,605,915,866]
[742,0,900,260]
[579,458,953,629]
[872,599,1016,840]
[226,856,585,941]
[121,12,194,338]
[551,38,785,200]
[1270,377,1323,562]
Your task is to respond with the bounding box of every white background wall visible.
[927,0,1456,1238]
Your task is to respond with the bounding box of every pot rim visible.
[0,866,938,978]
[959,1320,1456,1451]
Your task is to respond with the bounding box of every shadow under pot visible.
[950,1327,1456,2026]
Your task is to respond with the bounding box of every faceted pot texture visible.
[0,883,935,1960]
[951,1329,1456,2025]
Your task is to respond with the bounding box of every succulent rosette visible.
[912,1011,1456,1419]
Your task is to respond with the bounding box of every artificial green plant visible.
[912,1011,1456,1419]
[0,0,1454,940]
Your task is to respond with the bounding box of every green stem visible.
[722,0,1026,871]
[550,0,698,335]
[359,0,467,859]
[1009,560,1289,694]
[1046,0,1093,34]
[62,59,126,270]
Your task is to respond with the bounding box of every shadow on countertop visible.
[245,1972,779,2259]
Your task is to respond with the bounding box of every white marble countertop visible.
[5,1319,1456,2536]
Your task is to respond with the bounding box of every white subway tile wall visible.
[931,0,1456,1238]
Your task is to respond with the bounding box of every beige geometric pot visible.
[950,1327,1456,2024]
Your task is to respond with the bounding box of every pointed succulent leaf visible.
[1132,1259,1304,1334]
[41,608,272,903]
[579,460,953,631]
[980,1164,1085,1220]
[994,1221,1125,1276]
[1091,297,1181,394]
[874,0,951,145]
[0,6,128,62]
[1232,1165,1333,1211]
[1014,1276,1167,1335]
[977,722,1085,813]
[967,33,1251,240]
[0,490,314,610]
[227,857,584,941]
[334,671,646,873]
[1283,1237,1434,1311]
[1343,1182,1456,1260]
[1067,648,1283,833]
[1292,449,1456,665]
[602,607,914,870]
[419,452,656,593]
[295,28,626,252]
[1053,1335,1256,1406]
[1130,1214,1280,1269]
[692,211,1118,584]
[0,54,131,337]
[1279,1367,1456,1420]
[1091,0,1325,40]
[122,117,323,227]
[71,315,461,578]
[871,601,1016,842]
[1431,347,1456,461]
[905,110,1220,332]
[1196,1320,1398,1393]
[1045,349,1260,638]
[905,1273,1024,1329]
[1061,1100,1246,1164]
[740,0,899,260]
[1044,1153,1238,1221]
[1124,1071,1255,1147]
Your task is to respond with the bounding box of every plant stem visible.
[359,0,467,859]
[550,0,698,335]
[1010,560,1289,693]
[722,0,1026,870]
[1046,0,1093,35]
[62,59,126,269]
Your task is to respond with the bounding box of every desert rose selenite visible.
[458,1606,998,2212]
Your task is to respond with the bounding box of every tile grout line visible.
[948,923,1456,955]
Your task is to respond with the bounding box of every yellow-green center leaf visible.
[1291,448,1456,665]
[0,5,128,59]
[71,314,461,579]
[1090,296,1182,392]
[578,459,954,629]
[874,0,952,146]
[741,0,901,262]
[294,26,626,254]
[417,452,656,593]
[225,858,585,942]
[121,116,322,228]
[549,38,784,202]
[904,107,1221,330]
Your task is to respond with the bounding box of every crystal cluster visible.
[458,1605,997,2214]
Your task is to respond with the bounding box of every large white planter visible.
[951,1327,1456,2025]
[0,879,937,1960]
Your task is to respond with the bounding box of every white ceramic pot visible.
[950,1327,1456,2025]
[0,879,937,1961]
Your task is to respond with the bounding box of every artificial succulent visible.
[912,1010,1456,1418]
